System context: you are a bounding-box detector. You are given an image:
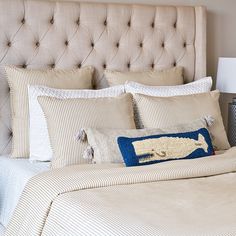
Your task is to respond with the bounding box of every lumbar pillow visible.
[80,118,212,164]
[105,67,183,86]
[125,77,212,96]
[28,85,125,162]
[38,93,135,168]
[133,91,230,150]
[6,66,94,158]
[117,128,214,167]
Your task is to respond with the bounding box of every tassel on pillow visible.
[201,115,215,127]
[83,146,94,163]
[201,115,216,149]
[75,129,87,142]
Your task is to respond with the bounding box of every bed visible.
[2,1,235,236]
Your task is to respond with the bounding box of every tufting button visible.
[65,40,69,46]
[36,42,40,47]
[127,62,130,68]
[78,63,81,68]
[21,18,25,24]
[104,20,107,26]
[151,22,155,28]
[183,42,187,47]
[151,63,155,69]
[50,17,54,24]
[103,64,106,69]
[51,63,55,68]
[91,42,94,47]
[7,42,11,47]
[22,64,27,69]
[9,131,12,136]
[139,42,143,48]
[173,62,176,67]
[116,42,119,48]
[76,18,80,25]
[161,42,165,48]
[127,21,131,27]
[173,22,177,28]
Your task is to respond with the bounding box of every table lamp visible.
[216,57,236,146]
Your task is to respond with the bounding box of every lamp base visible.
[228,98,236,146]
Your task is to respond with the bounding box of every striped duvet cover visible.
[5,147,236,236]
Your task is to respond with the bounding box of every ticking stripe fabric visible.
[6,66,94,158]
[5,147,236,236]
[38,93,135,168]
[28,85,125,162]
[105,67,184,86]
[133,90,230,151]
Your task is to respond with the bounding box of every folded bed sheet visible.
[0,223,5,236]
[0,156,49,227]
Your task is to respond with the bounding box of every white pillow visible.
[125,77,212,96]
[28,85,125,162]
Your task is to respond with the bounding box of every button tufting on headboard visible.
[0,0,206,155]
[50,17,54,24]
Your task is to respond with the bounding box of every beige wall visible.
[52,0,236,129]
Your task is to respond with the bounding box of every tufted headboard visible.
[0,0,206,155]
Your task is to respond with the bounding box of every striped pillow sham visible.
[6,66,94,158]
[38,93,135,168]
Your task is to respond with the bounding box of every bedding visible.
[0,155,49,227]
[5,147,236,236]
[118,128,214,167]
[38,93,135,168]
[83,118,210,164]
[28,85,125,162]
[127,77,212,129]
[5,66,94,158]
[125,76,212,96]
[0,224,4,236]
[105,67,184,86]
[0,2,206,158]
[134,91,230,150]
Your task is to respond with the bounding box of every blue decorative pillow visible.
[117,128,214,167]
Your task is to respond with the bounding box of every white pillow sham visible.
[28,85,125,162]
[125,77,212,96]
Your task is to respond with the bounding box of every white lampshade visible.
[216,57,236,93]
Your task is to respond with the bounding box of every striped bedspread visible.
[5,147,236,236]
[0,224,5,236]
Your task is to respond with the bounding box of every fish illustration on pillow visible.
[132,133,208,164]
[117,128,215,167]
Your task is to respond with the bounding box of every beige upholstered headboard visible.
[0,0,206,154]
